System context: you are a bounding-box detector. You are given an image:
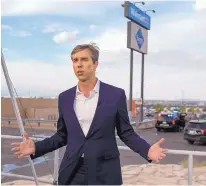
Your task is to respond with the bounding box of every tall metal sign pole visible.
[140,53,145,121]
[129,48,133,121]
[123,1,151,122]
[1,50,39,185]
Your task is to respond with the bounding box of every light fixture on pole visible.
[145,10,156,13]
[134,1,145,5]
[121,1,145,7]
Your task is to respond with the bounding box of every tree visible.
[180,105,186,113]
[203,107,206,112]
[188,107,195,113]
[167,104,171,111]
[154,104,164,112]
[195,108,200,113]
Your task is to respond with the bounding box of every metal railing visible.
[119,146,206,185]
[1,117,57,123]
[2,117,155,124]
[2,117,149,127]
[1,135,57,185]
[1,117,58,128]
[1,134,206,185]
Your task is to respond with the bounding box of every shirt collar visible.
[76,78,100,95]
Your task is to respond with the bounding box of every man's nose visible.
[77,62,83,68]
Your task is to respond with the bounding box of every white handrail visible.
[118,145,206,156]
[2,134,206,185]
[1,134,44,141]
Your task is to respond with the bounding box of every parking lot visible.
[1,126,206,183]
[118,127,206,165]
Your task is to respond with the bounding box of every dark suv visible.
[155,113,181,132]
[184,120,206,144]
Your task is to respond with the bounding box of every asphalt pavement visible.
[1,126,206,183]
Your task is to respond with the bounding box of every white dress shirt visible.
[74,79,100,137]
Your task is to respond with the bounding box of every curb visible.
[135,120,155,130]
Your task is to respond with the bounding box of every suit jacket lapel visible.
[64,86,85,138]
[86,81,106,138]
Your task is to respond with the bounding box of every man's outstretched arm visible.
[30,94,67,159]
[116,89,151,162]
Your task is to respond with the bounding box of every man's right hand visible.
[11,131,35,158]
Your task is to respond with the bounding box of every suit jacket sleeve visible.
[116,89,151,162]
[30,94,67,159]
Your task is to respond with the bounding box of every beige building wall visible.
[25,108,35,118]
[2,97,133,120]
[1,97,58,120]
[35,108,58,120]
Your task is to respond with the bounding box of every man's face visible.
[71,49,98,82]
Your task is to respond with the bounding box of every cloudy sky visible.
[1,0,206,100]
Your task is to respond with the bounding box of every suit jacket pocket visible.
[102,151,120,160]
[58,152,78,173]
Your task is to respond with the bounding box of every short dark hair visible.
[71,42,99,62]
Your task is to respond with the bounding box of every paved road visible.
[1,126,206,183]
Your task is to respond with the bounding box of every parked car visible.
[155,112,185,132]
[198,113,206,120]
[145,112,154,117]
[184,120,206,144]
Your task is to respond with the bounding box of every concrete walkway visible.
[2,164,206,185]
[122,164,206,185]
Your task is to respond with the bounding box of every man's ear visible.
[94,61,98,68]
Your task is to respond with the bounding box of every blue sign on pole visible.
[124,1,151,30]
[127,21,148,54]
[136,29,144,49]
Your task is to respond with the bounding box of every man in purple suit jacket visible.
[11,43,168,185]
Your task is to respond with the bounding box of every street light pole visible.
[139,9,155,122]
[140,53,145,122]
[129,49,134,122]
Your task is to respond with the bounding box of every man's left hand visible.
[148,138,168,162]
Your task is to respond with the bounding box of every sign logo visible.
[125,1,151,30]
[136,28,144,49]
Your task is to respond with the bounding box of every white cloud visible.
[1,24,31,37]
[1,60,77,97]
[78,27,127,52]
[149,12,206,53]
[195,0,206,10]
[10,30,31,37]
[42,24,64,33]
[1,24,13,31]
[89,25,96,30]
[1,0,111,16]
[53,31,79,44]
